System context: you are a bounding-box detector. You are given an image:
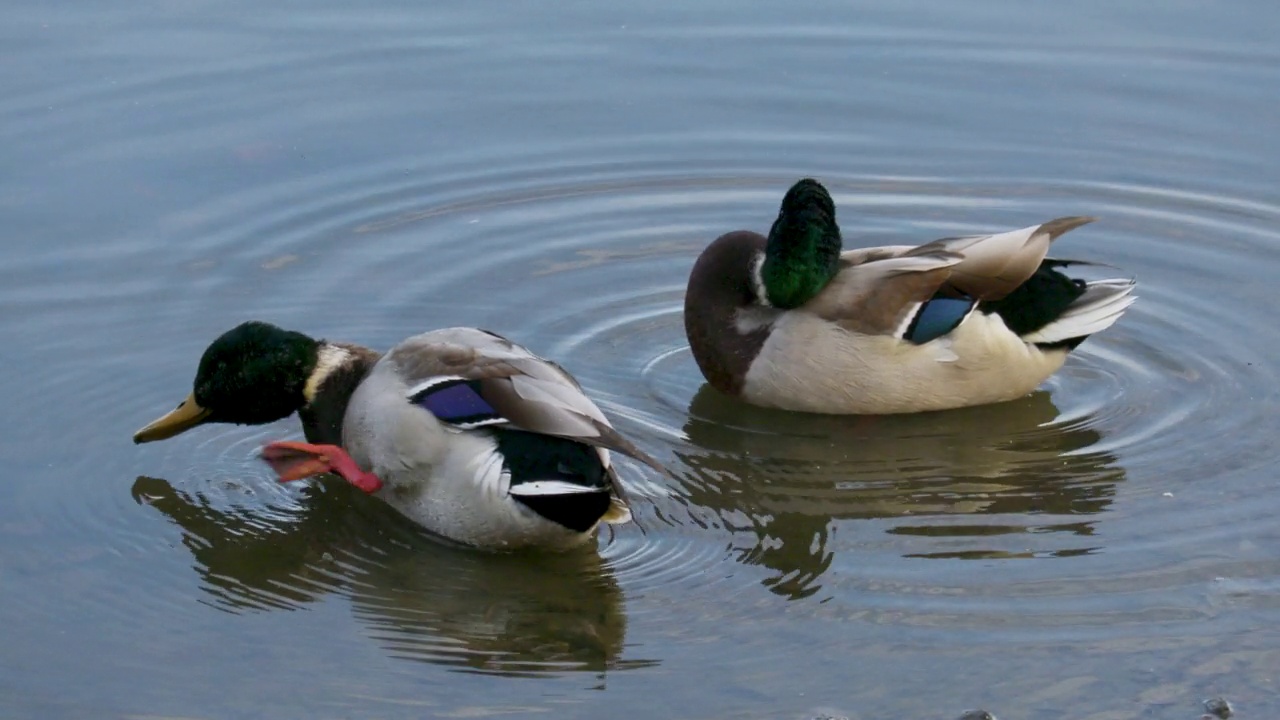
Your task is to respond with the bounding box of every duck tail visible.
[1021,277,1137,347]
[509,482,613,533]
[601,495,634,525]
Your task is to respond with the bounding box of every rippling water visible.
[4,1,1280,718]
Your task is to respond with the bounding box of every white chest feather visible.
[742,311,1068,414]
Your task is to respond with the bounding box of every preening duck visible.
[683,178,1136,414]
[134,322,666,549]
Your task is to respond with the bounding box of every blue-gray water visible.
[3,1,1280,718]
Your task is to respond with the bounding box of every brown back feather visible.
[805,253,960,335]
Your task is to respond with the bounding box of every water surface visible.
[3,1,1280,718]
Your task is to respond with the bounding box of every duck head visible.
[133,321,322,443]
[683,178,843,396]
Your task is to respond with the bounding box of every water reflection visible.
[131,475,654,676]
[675,386,1125,597]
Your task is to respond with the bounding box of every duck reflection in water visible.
[675,385,1125,599]
[131,474,656,677]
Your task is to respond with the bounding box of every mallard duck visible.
[684,178,1136,414]
[133,321,667,549]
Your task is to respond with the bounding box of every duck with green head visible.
[683,178,1136,414]
[134,322,668,549]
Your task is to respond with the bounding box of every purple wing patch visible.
[409,379,504,427]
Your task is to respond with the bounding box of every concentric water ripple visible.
[6,149,1280,678]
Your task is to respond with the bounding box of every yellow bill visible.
[133,392,213,444]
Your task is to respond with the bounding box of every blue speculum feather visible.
[905,296,975,344]
[411,379,501,425]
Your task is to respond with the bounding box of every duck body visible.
[135,322,663,550]
[738,297,1067,414]
[341,328,642,549]
[684,179,1136,414]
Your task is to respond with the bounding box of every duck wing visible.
[385,327,669,479]
[807,217,1096,344]
[911,216,1095,300]
[806,249,965,339]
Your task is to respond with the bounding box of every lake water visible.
[4,1,1280,718]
